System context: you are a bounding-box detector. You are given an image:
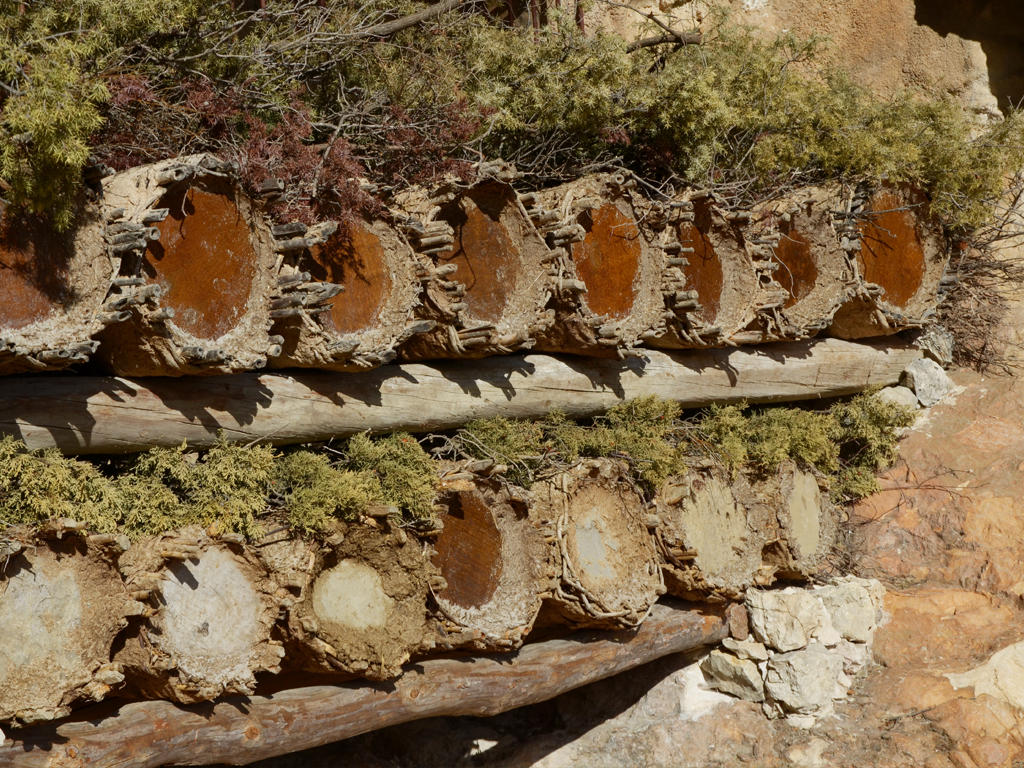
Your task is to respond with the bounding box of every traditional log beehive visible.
[830,184,949,338]
[0,200,119,374]
[0,159,948,764]
[96,155,279,375]
[268,212,438,371]
[646,192,787,348]
[0,525,134,725]
[0,168,950,377]
[429,464,555,650]
[115,527,286,703]
[394,164,557,359]
[523,173,667,358]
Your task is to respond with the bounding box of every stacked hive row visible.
[0,155,949,376]
[0,456,832,726]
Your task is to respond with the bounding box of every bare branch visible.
[626,30,702,52]
[355,0,476,40]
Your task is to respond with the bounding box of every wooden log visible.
[0,200,118,374]
[0,602,726,768]
[115,527,285,704]
[531,459,665,628]
[268,215,435,371]
[0,526,134,725]
[656,466,776,601]
[757,461,838,579]
[830,185,949,338]
[395,171,556,359]
[96,155,279,376]
[286,522,439,680]
[0,339,922,455]
[647,194,775,349]
[750,186,853,340]
[429,466,555,650]
[528,174,668,358]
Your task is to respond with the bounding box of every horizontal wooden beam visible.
[2,603,726,768]
[0,338,921,454]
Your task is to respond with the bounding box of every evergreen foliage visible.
[0,431,439,538]
[1,1,1021,230]
[698,394,917,500]
[451,393,914,501]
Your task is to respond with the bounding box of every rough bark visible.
[0,339,923,455]
[96,155,279,376]
[527,173,668,358]
[115,527,285,704]
[0,200,118,374]
[268,214,435,371]
[0,603,726,768]
[830,184,949,338]
[646,193,785,348]
[531,459,665,628]
[429,465,556,650]
[0,526,134,725]
[286,521,439,680]
[656,464,776,601]
[395,167,556,359]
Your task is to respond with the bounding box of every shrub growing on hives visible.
[273,450,379,534]
[344,432,439,521]
[0,435,120,532]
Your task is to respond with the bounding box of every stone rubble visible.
[874,385,920,411]
[701,577,884,726]
[900,357,955,407]
[699,650,765,702]
[721,636,769,662]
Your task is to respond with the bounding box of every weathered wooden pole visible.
[0,339,921,454]
[0,603,726,768]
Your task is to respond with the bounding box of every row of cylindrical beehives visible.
[0,457,831,727]
[0,154,949,376]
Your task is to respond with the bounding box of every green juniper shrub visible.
[2,2,1021,232]
[343,432,439,521]
[0,435,120,532]
[273,450,380,534]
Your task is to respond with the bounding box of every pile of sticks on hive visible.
[0,155,949,377]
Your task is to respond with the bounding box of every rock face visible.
[723,0,1005,115]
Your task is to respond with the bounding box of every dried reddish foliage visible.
[91,79,490,225]
[373,99,485,188]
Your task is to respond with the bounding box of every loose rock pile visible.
[701,577,885,727]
